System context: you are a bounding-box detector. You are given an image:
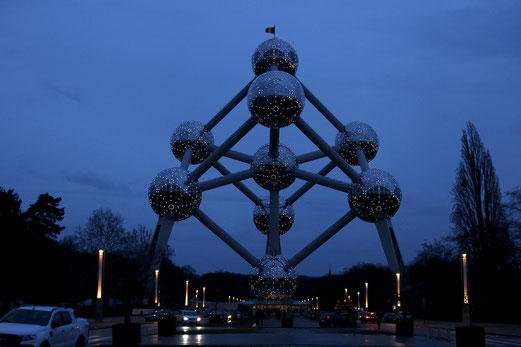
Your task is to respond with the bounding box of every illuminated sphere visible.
[348,169,401,223]
[249,255,298,300]
[247,71,305,128]
[148,168,202,221]
[170,121,214,165]
[251,144,298,191]
[251,37,299,76]
[253,196,294,235]
[335,121,379,166]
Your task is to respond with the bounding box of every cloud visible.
[44,82,84,104]
[61,171,131,193]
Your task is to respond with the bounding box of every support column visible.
[267,190,281,255]
[374,218,405,274]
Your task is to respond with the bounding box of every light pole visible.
[311,297,314,310]
[196,289,199,308]
[357,291,360,310]
[203,287,206,308]
[95,249,104,322]
[154,269,160,308]
[316,296,319,310]
[345,288,347,302]
[228,295,231,303]
[365,282,369,310]
[396,272,401,312]
[461,253,470,325]
[185,280,189,307]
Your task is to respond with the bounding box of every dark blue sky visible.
[1,1,520,276]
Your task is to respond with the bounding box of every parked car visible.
[175,310,201,326]
[0,305,89,347]
[360,311,377,323]
[208,311,226,323]
[310,311,324,320]
[395,311,412,320]
[145,309,174,322]
[319,312,356,328]
[383,312,396,323]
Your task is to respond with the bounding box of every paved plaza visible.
[87,316,521,346]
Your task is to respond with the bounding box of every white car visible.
[0,306,89,347]
[175,310,201,326]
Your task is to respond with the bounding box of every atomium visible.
[251,144,298,191]
[253,196,294,235]
[170,121,214,164]
[348,168,401,223]
[249,254,297,300]
[247,71,305,128]
[335,121,379,166]
[148,167,202,221]
[252,37,299,76]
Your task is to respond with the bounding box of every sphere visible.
[249,255,298,300]
[148,168,202,221]
[335,121,379,166]
[348,169,401,223]
[251,37,299,76]
[247,71,305,128]
[253,196,294,235]
[170,121,214,165]
[251,144,298,191]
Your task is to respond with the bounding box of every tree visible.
[75,208,126,253]
[23,193,65,239]
[506,187,521,253]
[449,122,513,318]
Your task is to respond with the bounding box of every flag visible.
[265,27,275,35]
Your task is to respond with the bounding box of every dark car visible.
[360,311,377,323]
[319,312,356,328]
[145,309,173,322]
[310,311,324,320]
[208,311,226,323]
[383,312,396,323]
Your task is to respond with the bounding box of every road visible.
[87,318,521,346]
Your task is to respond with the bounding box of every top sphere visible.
[335,121,379,166]
[252,38,299,76]
[170,121,214,165]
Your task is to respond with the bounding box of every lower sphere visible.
[253,196,294,235]
[249,255,297,300]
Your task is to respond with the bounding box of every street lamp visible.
[228,295,231,303]
[396,272,401,312]
[461,253,470,325]
[185,280,189,307]
[345,288,347,302]
[154,269,160,308]
[203,287,206,308]
[365,282,369,309]
[95,249,104,322]
[196,289,199,308]
[316,297,319,310]
[357,291,360,310]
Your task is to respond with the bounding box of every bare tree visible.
[74,208,125,253]
[449,122,511,265]
[506,187,521,253]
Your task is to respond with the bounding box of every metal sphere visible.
[170,121,214,165]
[251,37,299,76]
[348,169,401,223]
[251,144,298,191]
[247,71,305,128]
[148,168,202,221]
[253,196,294,235]
[335,121,379,166]
[249,255,298,300]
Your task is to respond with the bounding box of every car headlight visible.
[196,317,201,321]
[21,335,36,341]
[183,317,189,321]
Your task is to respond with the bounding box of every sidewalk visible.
[415,319,521,337]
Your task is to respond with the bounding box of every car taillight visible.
[326,315,330,319]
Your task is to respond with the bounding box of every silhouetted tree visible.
[506,187,521,254]
[75,208,125,253]
[23,193,65,239]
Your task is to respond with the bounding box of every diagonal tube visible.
[356,148,370,172]
[295,118,360,182]
[213,162,262,205]
[194,209,259,267]
[200,168,255,191]
[205,80,254,131]
[293,168,352,193]
[288,211,356,268]
[180,147,194,170]
[191,117,256,180]
[297,149,327,164]
[299,81,344,131]
[286,161,337,206]
[208,144,252,164]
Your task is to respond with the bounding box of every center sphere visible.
[251,144,298,191]
[248,71,305,129]
[148,167,202,221]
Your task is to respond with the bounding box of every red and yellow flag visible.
[265,27,275,35]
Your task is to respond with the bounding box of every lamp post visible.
[203,287,206,308]
[311,297,314,310]
[316,297,319,310]
[396,272,401,312]
[357,291,360,310]
[154,269,160,308]
[95,249,104,322]
[228,295,231,303]
[196,289,199,308]
[461,253,470,325]
[365,282,369,309]
[345,288,347,302]
[185,280,189,307]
